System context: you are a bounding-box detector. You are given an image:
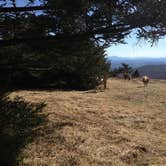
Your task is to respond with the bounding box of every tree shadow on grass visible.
[0,96,47,166]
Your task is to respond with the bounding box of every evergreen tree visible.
[0,41,109,90]
[0,0,166,47]
[119,63,133,74]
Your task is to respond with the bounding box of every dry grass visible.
[10,79,166,166]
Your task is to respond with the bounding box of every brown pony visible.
[96,74,108,91]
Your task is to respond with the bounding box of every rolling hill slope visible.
[10,79,166,166]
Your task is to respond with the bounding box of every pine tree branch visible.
[0,6,52,13]
[0,25,131,47]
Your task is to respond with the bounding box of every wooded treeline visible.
[0,41,109,90]
[0,0,166,91]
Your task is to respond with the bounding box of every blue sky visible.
[106,35,166,59]
[16,0,41,6]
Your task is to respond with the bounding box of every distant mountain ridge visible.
[108,56,166,69]
[108,56,166,79]
[137,64,166,79]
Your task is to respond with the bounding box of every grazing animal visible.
[142,75,150,86]
[96,74,108,91]
[95,84,104,91]
[123,73,131,80]
[103,74,108,89]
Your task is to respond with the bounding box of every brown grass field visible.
[10,79,166,166]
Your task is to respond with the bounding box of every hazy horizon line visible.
[108,55,166,59]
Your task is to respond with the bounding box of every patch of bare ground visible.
[10,79,166,166]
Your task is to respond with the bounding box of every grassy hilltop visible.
[10,79,166,166]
